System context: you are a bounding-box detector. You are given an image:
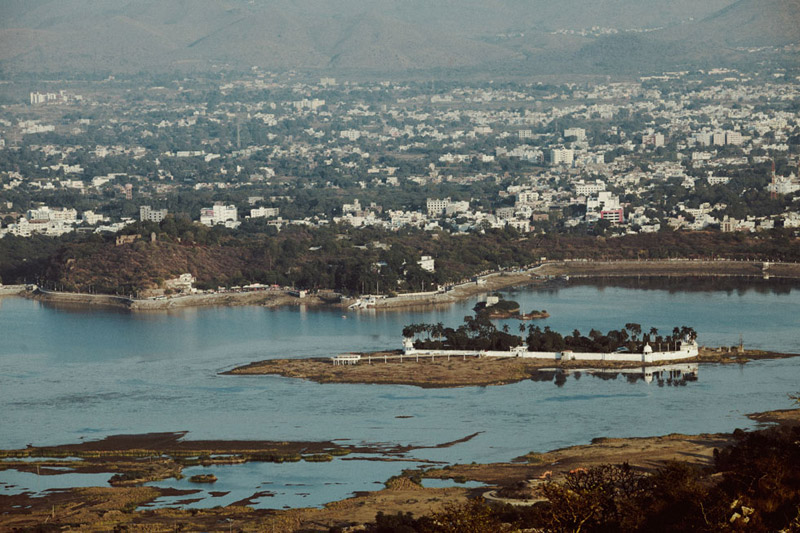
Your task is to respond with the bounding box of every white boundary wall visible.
[404,341,699,363]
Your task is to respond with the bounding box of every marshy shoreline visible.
[2,408,798,532]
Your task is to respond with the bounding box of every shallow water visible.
[144,460,418,510]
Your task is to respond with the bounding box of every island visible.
[224,320,798,388]
[473,294,549,319]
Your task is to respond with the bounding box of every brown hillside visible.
[47,241,253,294]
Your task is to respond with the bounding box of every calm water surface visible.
[1,280,799,507]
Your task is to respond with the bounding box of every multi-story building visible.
[564,127,586,141]
[426,198,451,216]
[27,206,78,222]
[643,133,665,147]
[342,199,362,215]
[139,205,168,223]
[516,191,540,206]
[600,208,625,223]
[249,207,280,219]
[574,180,606,196]
[82,211,106,225]
[694,132,713,146]
[340,129,362,141]
[725,131,743,145]
[200,204,238,226]
[707,175,732,186]
[550,148,574,166]
[587,192,624,224]
[444,200,470,216]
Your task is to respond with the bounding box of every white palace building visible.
[401,337,700,364]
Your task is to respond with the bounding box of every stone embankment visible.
[31,287,134,308]
[536,259,800,279]
[11,259,800,313]
[25,287,332,311]
[0,284,28,296]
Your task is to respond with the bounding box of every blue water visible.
[0,470,112,497]
[144,460,414,510]
[1,281,799,507]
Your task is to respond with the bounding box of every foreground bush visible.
[357,424,800,532]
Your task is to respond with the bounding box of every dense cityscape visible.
[1,69,799,295]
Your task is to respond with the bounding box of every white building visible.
[164,273,196,294]
[516,191,540,206]
[342,199,362,215]
[707,175,732,186]
[249,207,280,219]
[586,191,623,223]
[140,205,168,223]
[643,133,665,147]
[82,211,107,225]
[550,148,574,166]
[27,206,77,222]
[293,98,325,111]
[7,217,73,237]
[769,174,800,195]
[200,204,238,226]
[340,129,362,141]
[426,198,451,217]
[726,131,743,145]
[695,132,713,146]
[30,91,66,105]
[445,200,470,216]
[417,256,435,272]
[574,180,606,195]
[564,128,586,141]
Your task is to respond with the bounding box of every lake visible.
[1,278,799,508]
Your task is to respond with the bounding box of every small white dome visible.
[643,343,653,354]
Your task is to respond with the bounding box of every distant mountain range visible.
[0,0,797,76]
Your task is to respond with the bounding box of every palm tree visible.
[433,322,445,342]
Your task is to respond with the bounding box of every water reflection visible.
[531,363,699,387]
[568,276,800,295]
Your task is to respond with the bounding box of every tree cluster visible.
[405,318,696,354]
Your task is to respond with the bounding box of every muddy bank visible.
[3,409,797,532]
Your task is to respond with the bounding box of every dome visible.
[643,343,653,354]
